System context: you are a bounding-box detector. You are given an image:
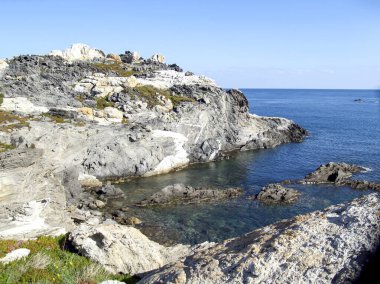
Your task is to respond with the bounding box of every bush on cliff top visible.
[0,235,138,284]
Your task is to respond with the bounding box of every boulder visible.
[69,224,189,274]
[137,183,243,206]
[256,183,299,203]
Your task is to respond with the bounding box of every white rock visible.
[69,224,189,275]
[103,107,124,119]
[0,97,49,115]
[0,248,30,264]
[78,174,102,188]
[144,130,189,176]
[136,70,217,89]
[150,54,165,63]
[0,59,9,78]
[49,43,105,62]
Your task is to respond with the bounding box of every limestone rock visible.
[49,43,105,62]
[256,183,300,203]
[0,248,30,264]
[0,97,49,115]
[69,224,190,275]
[150,54,165,64]
[141,193,380,284]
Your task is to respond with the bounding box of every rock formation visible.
[140,193,380,283]
[255,183,299,203]
[301,162,380,191]
[137,183,243,206]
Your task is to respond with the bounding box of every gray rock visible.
[140,193,380,284]
[256,183,299,203]
[137,183,243,206]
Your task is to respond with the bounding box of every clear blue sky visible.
[1,0,379,89]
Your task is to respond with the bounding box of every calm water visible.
[110,89,380,245]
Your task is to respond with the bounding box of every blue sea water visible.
[112,89,380,245]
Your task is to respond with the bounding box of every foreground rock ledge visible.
[140,193,380,284]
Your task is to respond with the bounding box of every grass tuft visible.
[0,235,139,284]
[0,111,30,132]
[169,95,196,108]
[0,142,15,153]
[0,93,4,106]
[93,62,137,77]
[41,113,65,123]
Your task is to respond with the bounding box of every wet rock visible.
[140,193,380,284]
[137,183,243,206]
[69,223,189,274]
[256,183,300,203]
[302,162,365,184]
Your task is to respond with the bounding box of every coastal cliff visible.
[0,43,307,239]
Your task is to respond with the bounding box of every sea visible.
[110,89,380,245]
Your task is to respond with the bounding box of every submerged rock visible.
[256,183,299,203]
[137,183,243,206]
[140,193,380,284]
[69,223,189,275]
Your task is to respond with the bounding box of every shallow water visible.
[110,89,380,245]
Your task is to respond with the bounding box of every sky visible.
[1,0,379,89]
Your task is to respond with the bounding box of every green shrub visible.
[96,96,114,110]
[0,93,4,106]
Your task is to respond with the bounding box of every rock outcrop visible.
[137,183,243,206]
[302,162,365,184]
[49,43,105,62]
[69,223,189,275]
[255,183,299,203]
[140,193,380,284]
[301,162,380,191]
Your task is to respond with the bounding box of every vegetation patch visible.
[127,85,171,108]
[0,142,15,153]
[169,95,196,108]
[41,113,65,123]
[93,62,137,77]
[0,93,4,105]
[0,111,30,132]
[0,235,138,284]
[96,96,114,110]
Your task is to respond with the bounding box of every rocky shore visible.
[3,43,380,283]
